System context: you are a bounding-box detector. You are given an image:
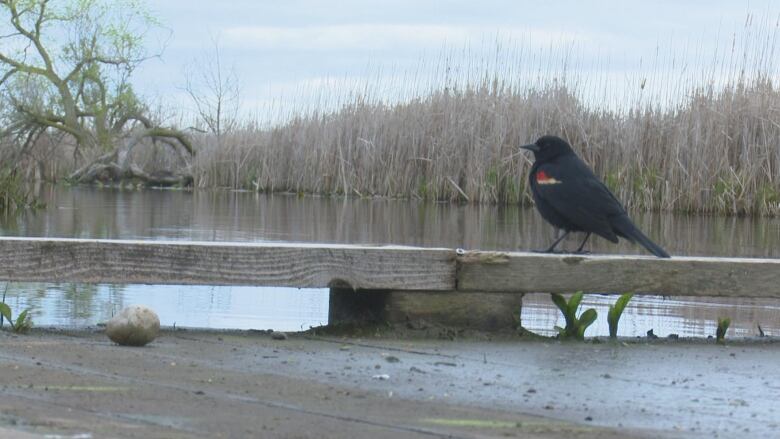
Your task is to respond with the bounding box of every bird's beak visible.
[520,143,540,152]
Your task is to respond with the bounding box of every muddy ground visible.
[0,327,777,438]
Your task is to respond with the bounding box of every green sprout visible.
[550,292,597,341]
[0,302,33,334]
[716,317,731,343]
[608,293,634,339]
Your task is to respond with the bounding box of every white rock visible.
[106,305,160,346]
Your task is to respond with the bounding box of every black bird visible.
[520,135,670,258]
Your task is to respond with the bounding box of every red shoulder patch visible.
[536,170,562,185]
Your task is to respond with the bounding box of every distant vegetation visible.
[189,75,780,215]
[2,2,780,215]
[0,0,193,193]
[0,163,39,212]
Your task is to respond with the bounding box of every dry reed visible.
[188,18,780,215]
[190,74,780,215]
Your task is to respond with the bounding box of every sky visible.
[132,1,780,121]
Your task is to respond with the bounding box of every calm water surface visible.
[2,185,779,337]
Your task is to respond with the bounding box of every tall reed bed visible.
[188,18,780,215]
[190,73,780,215]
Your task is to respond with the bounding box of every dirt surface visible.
[0,328,776,438]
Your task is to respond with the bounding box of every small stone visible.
[106,305,160,347]
[384,356,400,363]
[270,331,288,340]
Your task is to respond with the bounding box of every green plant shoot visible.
[716,317,731,343]
[608,293,634,338]
[551,292,598,341]
[0,302,33,334]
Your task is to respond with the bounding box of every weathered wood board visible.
[457,251,780,298]
[0,237,455,290]
[0,237,778,298]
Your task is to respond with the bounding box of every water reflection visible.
[522,294,780,339]
[5,185,780,256]
[1,282,328,331]
[1,185,779,334]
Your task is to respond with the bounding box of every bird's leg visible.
[534,230,570,253]
[574,232,592,254]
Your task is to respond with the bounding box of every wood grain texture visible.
[0,237,455,290]
[1,238,779,298]
[457,251,780,298]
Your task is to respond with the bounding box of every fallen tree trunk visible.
[68,127,194,186]
[70,161,192,186]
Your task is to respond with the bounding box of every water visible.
[2,185,780,336]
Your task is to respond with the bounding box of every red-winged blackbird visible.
[520,135,670,258]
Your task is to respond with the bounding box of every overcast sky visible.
[135,1,780,120]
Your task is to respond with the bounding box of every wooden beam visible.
[457,251,780,298]
[0,237,455,290]
[1,238,778,298]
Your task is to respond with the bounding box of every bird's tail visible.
[612,215,671,258]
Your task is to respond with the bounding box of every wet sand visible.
[0,328,776,438]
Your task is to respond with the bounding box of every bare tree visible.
[184,35,241,144]
[0,0,193,186]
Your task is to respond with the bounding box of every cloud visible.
[222,24,583,51]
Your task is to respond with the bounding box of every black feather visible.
[610,215,671,258]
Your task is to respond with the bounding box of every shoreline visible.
[2,327,777,438]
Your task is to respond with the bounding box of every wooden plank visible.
[0,237,456,290]
[457,251,780,298]
[2,237,779,298]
